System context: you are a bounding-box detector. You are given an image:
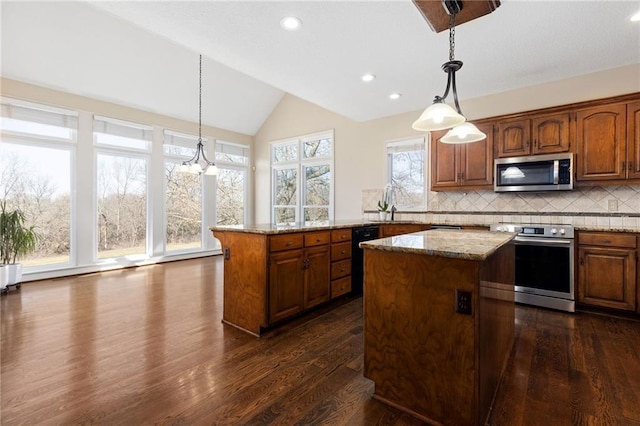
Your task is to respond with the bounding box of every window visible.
[0,99,76,268]
[386,137,426,210]
[163,131,203,252]
[271,131,333,224]
[215,141,249,226]
[94,116,150,259]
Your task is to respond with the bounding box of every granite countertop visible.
[359,229,514,261]
[209,219,424,235]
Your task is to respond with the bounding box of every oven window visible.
[515,245,571,293]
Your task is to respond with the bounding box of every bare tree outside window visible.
[165,161,201,251]
[0,144,71,266]
[271,133,333,224]
[387,140,425,209]
[216,168,245,225]
[96,153,147,259]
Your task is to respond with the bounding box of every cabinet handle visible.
[341,250,346,255]
[534,139,537,147]
[629,161,634,171]
[285,241,292,247]
[340,268,345,272]
[224,248,230,260]
[579,257,583,266]
[600,239,611,244]
[316,238,321,242]
[622,161,626,171]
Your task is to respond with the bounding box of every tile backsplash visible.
[363,185,640,215]
[427,185,640,214]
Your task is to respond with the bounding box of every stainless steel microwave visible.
[494,153,573,192]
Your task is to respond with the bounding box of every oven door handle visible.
[514,236,573,245]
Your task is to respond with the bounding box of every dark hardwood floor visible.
[1,256,639,425]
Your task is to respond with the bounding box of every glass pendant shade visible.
[412,102,466,131]
[204,164,219,176]
[440,122,487,144]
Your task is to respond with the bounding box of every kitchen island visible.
[360,230,515,426]
[210,220,382,336]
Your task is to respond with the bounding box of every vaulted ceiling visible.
[2,1,639,136]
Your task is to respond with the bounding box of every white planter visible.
[0,265,8,290]
[6,264,22,286]
[378,211,388,221]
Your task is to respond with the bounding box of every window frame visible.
[386,136,426,211]
[270,130,334,224]
[0,98,78,272]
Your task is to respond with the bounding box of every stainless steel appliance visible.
[491,223,575,312]
[494,152,573,192]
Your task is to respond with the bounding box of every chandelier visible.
[412,1,486,144]
[179,55,219,175]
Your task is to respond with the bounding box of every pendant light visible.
[412,1,486,144]
[179,55,219,175]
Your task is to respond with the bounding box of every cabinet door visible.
[576,104,627,181]
[532,112,571,155]
[269,249,304,323]
[627,101,640,180]
[578,246,636,311]
[304,245,331,309]
[497,118,530,158]
[430,130,459,189]
[459,122,494,187]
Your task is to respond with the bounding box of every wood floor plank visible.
[2,256,639,425]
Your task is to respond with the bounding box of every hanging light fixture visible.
[179,54,219,175]
[412,0,486,144]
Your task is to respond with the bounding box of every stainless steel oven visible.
[490,223,575,312]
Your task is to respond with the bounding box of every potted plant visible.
[0,202,39,292]
[377,184,393,221]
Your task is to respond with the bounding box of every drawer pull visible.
[285,241,292,246]
[601,239,611,244]
[316,238,321,242]
[341,250,346,254]
[340,268,345,272]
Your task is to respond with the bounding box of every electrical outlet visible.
[608,200,618,212]
[455,289,472,315]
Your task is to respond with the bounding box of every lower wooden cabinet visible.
[269,249,305,323]
[303,245,331,309]
[380,224,429,238]
[577,231,638,312]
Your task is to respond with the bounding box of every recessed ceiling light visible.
[631,10,640,22]
[389,93,402,100]
[361,74,376,82]
[280,16,302,31]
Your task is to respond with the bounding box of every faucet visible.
[390,205,397,221]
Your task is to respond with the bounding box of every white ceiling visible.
[2,1,639,136]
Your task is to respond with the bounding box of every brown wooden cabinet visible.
[577,231,637,312]
[627,100,640,180]
[330,229,352,298]
[430,122,494,190]
[269,248,305,323]
[303,245,331,309]
[496,112,571,158]
[379,223,429,238]
[575,103,628,182]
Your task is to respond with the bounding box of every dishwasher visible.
[351,225,379,295]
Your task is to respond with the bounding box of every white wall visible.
[254,64,640,223]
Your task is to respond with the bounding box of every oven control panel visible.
[490,223,574,239]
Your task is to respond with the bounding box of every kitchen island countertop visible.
[359,229,514,261]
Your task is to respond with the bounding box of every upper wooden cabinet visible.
[431,122,494,191]
[496,112,571,158]
[627,100,640,180]
[575,103,627,182]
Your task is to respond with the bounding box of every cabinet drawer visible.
[331,242,352,261]
[331,276,352,298]
[381,224,426,238]
[270,233,304,252]
[331,259,351,279]
[579,232,637,248]
[331,229,352,243]
[304,231,331,247]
